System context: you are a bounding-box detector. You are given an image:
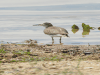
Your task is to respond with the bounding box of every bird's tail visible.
[62,34,69,37]
[66,34,69,37]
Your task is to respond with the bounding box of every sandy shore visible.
[0,60,100,75]
[0,43,100,75]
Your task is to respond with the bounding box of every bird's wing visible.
[44,26,68,35]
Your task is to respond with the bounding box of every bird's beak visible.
[33,24,42,26]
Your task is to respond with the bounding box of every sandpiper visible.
[33,22,69,44]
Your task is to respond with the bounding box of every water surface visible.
[0,10,100,45]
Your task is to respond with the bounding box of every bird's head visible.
[33,22,53,28]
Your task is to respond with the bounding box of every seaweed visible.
[72,24,79,29]
[82,23,92,31]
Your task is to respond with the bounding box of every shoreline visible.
[0,43,100,75]
[0,40,100,45]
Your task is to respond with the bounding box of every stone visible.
[84,67,93,69]
[12,54,18,58]
[49,66,57,69]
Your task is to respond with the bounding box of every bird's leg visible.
[60,37,62,44]
[52,37,54,44]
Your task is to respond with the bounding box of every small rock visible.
[27,49,30,52]
[49,66,57,69]
[45,51,52,53]
[46,44,52,46]
[32,54,38,56]
[84,67,93,69]
[12,54,18,58]
[18,66,23,68]
[31,72,36,74]
[42,64,46,67]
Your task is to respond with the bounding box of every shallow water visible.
[0,10,100,45]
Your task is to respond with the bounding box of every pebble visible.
[49,66,57,69]
[12,54,18,58]
[84,67,93,69]
[18,66,23,68]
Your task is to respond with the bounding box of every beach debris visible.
[24,39,37,44]
[43,48,52,53]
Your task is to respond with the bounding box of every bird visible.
[33,22,69,44]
